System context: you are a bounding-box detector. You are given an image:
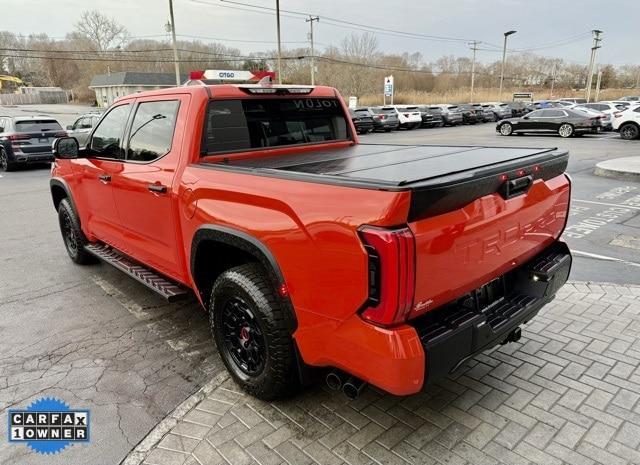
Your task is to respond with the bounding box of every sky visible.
[2,0,639,66]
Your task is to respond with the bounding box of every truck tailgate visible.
[408,172,570,319]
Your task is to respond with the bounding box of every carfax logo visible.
[8,397,90,455]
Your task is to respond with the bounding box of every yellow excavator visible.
[0,75,23,90]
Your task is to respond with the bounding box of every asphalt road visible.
[0,104,638,464]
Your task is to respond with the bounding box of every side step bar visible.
[85,243,189,302]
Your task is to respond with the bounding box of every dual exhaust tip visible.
[327,326,523,399]
[326,370,367,399]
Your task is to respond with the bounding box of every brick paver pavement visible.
[123,282,640,465]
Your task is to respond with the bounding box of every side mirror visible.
[523,116,529,120]
[53,137,79,159]
[66,124,73,130]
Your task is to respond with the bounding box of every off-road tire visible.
[58,198,94,264]
[210,263,298,400]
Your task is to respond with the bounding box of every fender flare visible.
[50,177,78,215]
[190,224,297,331]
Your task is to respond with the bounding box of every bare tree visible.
[74,10,129,51]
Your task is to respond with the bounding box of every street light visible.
[499,30,517,100]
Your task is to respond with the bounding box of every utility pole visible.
[549,60,558,99]
[585,29,603,102]
[469,41,480,103]
[306,16,319,85]
[499,30,517,100]
[276,0,282,83]
[168,0,181,86]
[594,69,603,102]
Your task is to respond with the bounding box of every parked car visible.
[576,103,624,131]
[349,108,374,134]
[367,106,400,132]
[414,106,437,127]
[612,104,640,140]
[50,83,572,400]
[432,104,463,126]
[66,112,104,146]
[481,102,511,120]
[471,104,487,122]
[0,115,66,172]
[390,105,422,129]
[558,98,587,104]
[505,102,529,117]
[424,106,445,127]
[497,108,602,138]
[481,104,497,122]
[457,104,479,124]
[553,100,575,107]
[618,96,640,102]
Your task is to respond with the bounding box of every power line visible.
[194,0,475,43]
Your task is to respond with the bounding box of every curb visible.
[594,157,640,182]
[120,371,230,465]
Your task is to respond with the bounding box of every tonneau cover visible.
[219,143,567,189]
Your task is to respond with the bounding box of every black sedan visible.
[496,108,601,138]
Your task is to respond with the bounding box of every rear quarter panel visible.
[179,165,411,342]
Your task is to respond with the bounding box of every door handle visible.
[98,174,111,183]
[148,184,167,194]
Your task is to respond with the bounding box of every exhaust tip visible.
[342,377,367,400]
[325,371,343,391]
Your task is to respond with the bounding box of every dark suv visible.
[0,116,65,171]
[457,104,479,124]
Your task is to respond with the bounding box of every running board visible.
[85,243,189,302]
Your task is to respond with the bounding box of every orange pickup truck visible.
[50,83,571,400]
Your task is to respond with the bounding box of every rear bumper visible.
[11,151,54,163]
[302,240,571,396]
[415,241,571,385]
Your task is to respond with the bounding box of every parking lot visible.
[1,104,640,465]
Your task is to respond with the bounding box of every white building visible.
[89,72,185,107]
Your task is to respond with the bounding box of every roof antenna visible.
[258,75,273,87]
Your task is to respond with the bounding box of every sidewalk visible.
[595,157,640,182]
[124,282,640,465]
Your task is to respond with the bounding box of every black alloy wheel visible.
[220,296,267,376]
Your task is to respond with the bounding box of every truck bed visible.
[205,143,569,220]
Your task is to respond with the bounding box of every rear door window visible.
[203,98,349,154]
[15,120,62,133]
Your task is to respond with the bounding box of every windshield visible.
[14,120,62,132]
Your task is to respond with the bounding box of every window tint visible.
[90,104,130,159]
[127,100,180,162]
[203,98,349,154]
[544,109,564,117]
[15,120,62,132]
[527,110,544,118]
[634,107,640,113]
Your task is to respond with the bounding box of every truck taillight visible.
[358,226,416,327]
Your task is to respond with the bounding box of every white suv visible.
[612,104,640,140]
[389,105,422,130]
